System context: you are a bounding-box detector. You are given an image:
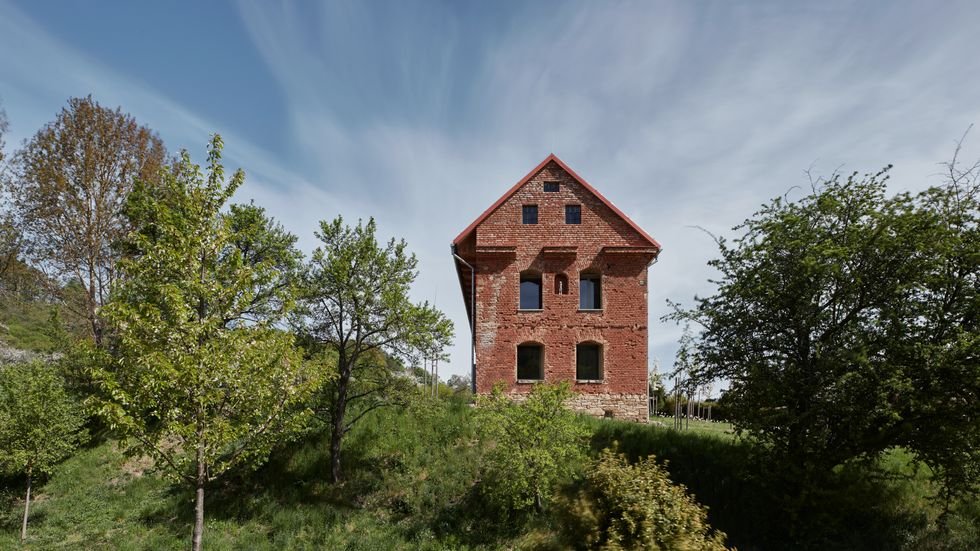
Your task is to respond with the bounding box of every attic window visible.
[522,205,538,225]
[544,181,560,192]
[565,204,582,224]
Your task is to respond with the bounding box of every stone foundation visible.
[501,390,648,422]
[565,392,648,422]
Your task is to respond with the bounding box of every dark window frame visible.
[520,271,543,310]
[576,342,603,381]
[543,181,560,192]
[579,273,602,310]
[517,343,544,381]
[565,204,582,224]
[522,204,538,224]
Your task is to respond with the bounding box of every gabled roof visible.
[451,154,662,251]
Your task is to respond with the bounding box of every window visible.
[580,273,601,310]
[576,343,603,381]
[543,181,560,192]
[565,204,581,224]
[554,273,569,295]
[522,204,538,224]
[520,271,542,309]
[517,343,544,380]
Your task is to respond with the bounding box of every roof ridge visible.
[451,154,661,250]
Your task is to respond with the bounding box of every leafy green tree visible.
[0,361,87,542]
[8,96,167,345]
[476,382,589,515]
[91,136,317,551]
[670,158,980,516]
[297,216,453,483]
[563,448,729,551]
[893,146,980,516]
[669,168,917,484]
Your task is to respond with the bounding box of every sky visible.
[2,0,980,391]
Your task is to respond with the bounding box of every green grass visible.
[0,296,62,352]
[1,401,977,550]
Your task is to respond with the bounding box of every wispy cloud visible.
[4,0,980,385]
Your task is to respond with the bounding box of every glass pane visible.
[520,279,541,309]
[518,345,542,380]
[544,182,559,192]
[580,277,600,309]
[565,205,581,224]
[577,344,601,380]
[522,205,538,224]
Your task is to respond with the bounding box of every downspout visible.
[452,247,477,394]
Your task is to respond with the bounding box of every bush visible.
[476,382,589,516]
[562,448,729,551]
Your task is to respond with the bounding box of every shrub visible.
[563,448,729,551]
[476,382,589,516]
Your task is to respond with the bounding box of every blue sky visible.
[2,0,980,390]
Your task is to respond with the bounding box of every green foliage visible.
[0,361,87,478]
[669,160,980,516]
[890,150,980,513]
[476,382,589,515]
[561,448,728,551]
[297,216,453,482]
[89,135,318,548]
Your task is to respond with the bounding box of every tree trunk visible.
[192,448,205,551]
[88,264,102,346]
[20,465,32,542]
[329,365,351,484]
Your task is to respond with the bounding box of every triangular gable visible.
[451,154,662,251]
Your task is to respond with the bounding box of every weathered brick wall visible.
[467,161,655,422]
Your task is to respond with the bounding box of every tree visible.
[447,374,472,394]
[476,382,590,515]
[91,136,317,551]
[669,158,980,514]
[8,96,167,345]
[297,216,453,483]
[893,142,980,516]
[669,167,918,484]
[0,361,87,542]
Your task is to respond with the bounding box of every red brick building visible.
[451,154,661,421]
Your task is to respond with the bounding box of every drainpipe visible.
[452,248,476,394]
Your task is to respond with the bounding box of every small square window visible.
[544,181,560,192]
[565,204,581,224]
[523,205,538,224]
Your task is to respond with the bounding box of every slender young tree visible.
[9,96,167,345]
[0,361,87,543]
[91,136,317,551]
[298,217,453,483]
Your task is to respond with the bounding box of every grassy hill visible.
[1,401,978,550]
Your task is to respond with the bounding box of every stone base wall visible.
[501,391,648,422]
[565,392,648,422]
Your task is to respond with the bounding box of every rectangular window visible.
[576,343,602,380]
[522,204,538,224]
[565,204,581,224]
[520,273,542,309]
[517,344,544,380]
[580,274,601,310]
[543,181,560,192]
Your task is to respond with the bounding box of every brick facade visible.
[452,155,660,422]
